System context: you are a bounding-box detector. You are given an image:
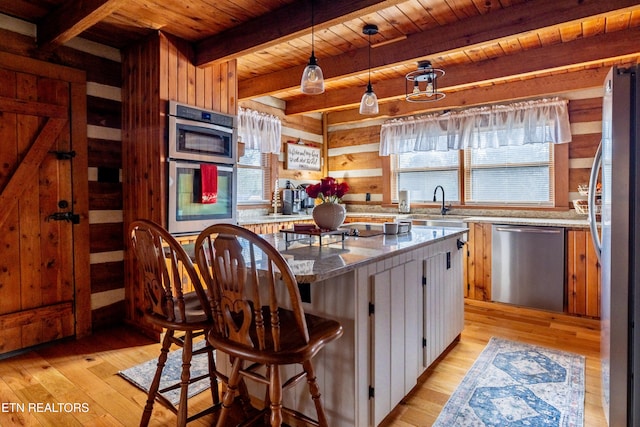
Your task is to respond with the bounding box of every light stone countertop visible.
[267,225,466,283]
[238,212,590,229]
[185,226,466,284]
[238,214,313,225]
[237,212,407,225]
[461,216,591,228]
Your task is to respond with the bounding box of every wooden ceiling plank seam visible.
[238,0,640,99]
[395,2,441,31]
[444,0,484,20]
[38,0,128,48]
[416,0,460,26]
[374,5,423,35]
[284,26,640,114]
[195,0,408,66]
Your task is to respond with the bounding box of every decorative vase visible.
[312,203,346,230]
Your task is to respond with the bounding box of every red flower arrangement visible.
[305,176,349,204]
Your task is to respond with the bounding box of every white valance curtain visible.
[238,107,282,154]
[379,98,572,155]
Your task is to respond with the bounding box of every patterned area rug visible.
[433,337,585,426]
[118,340,211,406]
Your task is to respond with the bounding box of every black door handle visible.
[46,211,80,224]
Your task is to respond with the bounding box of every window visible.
[237,147,271,203]
[236,107,281,204]
[464,143,554,205]
[393,150,460,203]
[391,143,556,206]
[384,98,569,207]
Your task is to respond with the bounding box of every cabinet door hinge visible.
[369,386,375,399]
[422,276,427,286]
[368,302,375,315]
[422,337,427,348]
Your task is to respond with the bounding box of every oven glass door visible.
[168,161,236,234]
[169,116,234,163]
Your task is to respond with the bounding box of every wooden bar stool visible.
[195,224,344,427]
[129,219,221,427]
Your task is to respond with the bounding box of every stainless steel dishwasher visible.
[491,224,565,312]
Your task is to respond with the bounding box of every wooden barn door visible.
[0,53,90,354]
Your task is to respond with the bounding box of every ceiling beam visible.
[326,67,611,126]
[37,0,126,48]
[286,26,640,114]
[195,0,407,66]
[238,0,640,100]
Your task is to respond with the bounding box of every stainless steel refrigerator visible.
[589,65,640,426]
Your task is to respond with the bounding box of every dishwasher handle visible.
[494,226,563,234]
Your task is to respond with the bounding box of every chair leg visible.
[303,360,329,427]
[216,357,243,427]
[206,342,220,406]
[177,331,194,427]
[269,364,283,427]
[140,330,174,427]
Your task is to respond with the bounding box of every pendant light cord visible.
[311,0,315,56]
[367,32,371,85]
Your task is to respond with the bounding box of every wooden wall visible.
[121,31,237,332]
[326,88,604,211]
[0,15,124,331]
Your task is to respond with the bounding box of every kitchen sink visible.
[411,217,468,228]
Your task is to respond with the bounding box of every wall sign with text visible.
[285,143,321,171]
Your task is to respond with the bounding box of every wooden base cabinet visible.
[464,223,601,319]
[566,228,601,317]
[465,222,492,301]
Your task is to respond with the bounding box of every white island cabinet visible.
[215,227,466,426]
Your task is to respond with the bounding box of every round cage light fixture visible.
[405,60,445,102]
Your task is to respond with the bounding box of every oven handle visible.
[172,116,234,134]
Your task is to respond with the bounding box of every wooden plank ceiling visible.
[3,0,640,120]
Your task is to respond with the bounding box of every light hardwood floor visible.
[0,300,605,426]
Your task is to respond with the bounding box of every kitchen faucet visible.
[433,185,451,215]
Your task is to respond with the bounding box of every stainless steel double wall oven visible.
[167,101,237,234]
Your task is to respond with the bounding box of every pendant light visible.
[359,24,379,115]
[301,0,324,94]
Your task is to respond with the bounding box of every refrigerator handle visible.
[588,140,602,262]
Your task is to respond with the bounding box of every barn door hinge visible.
[368,386,375,399]
[368,302,375,315]
[49,150,76,160]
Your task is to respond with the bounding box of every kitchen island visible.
[216,225,467,427]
